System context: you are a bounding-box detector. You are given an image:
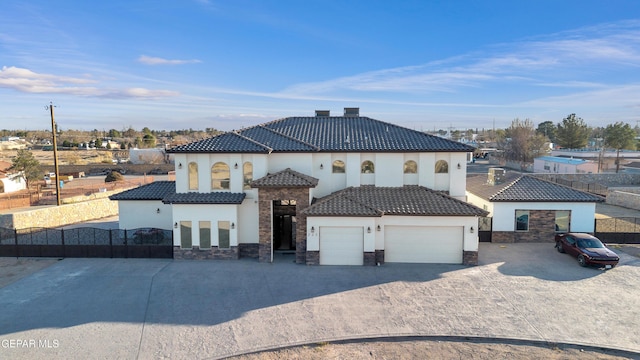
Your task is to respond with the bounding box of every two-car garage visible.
[317,225,464,265]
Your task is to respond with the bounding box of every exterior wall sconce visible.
[311,226,315,234]
[174,222,178,228]
[234,163,238,169]
[367,226,371,233]
[156,208,160,214]
[178,163,182,169]
[320,163,324,170]
[231,222,235,229]
[457,163,461,169]
[470,226,474,233]
[377,225,381,232]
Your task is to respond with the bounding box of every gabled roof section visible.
[162,192,246,204]
[466,172,522,201]
[167,132,271,153]
[487,175,604,202]
[251,168,319,188]
[302,186,488,217]
[167,114,474,154]
[109,181,175,201]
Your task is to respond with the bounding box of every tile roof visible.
[251,168,319,188]
[302,186,488,217]
[162,192,246,204]
[466,173,604,202]
[167,115,473,154]
[109,181,176,201]
[169,132,271,153]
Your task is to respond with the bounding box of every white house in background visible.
[111,108,487,266]
[533,156,598,174]
[0,161,27,194]
[466,168,603,243]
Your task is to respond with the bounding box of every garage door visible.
[385,226,463,264]
[320,226,363,265]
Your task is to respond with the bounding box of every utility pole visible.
[46,102,61,206]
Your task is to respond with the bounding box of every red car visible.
[555,233,619,269]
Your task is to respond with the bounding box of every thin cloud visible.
[0,66,179,99]
[137,55,202,65]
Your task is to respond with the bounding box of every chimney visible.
[487,168,505,185]
[343,107,359,117]
[315,110,330,117]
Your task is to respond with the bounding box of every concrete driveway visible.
[0,243,639,359]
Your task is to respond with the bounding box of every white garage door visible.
[320,226,363,265]
[385,226,463,264]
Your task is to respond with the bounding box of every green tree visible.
[500,118,549,163]
[604,122,636,173]
[555,114,589,149]
[95,138,103,148]
[536,121,557,143]
[10,149,42,188]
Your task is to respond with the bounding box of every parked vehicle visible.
[555,233,619,269]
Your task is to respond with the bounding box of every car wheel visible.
[556,242,564,253]
[577,255,587,267]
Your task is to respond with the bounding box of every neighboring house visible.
[466,168,604,243]
[111,108,488,266]
[533,156,598,174]
[0,161,27,194]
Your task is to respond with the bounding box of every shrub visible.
[105,171,124,182]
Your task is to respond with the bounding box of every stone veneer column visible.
[257,187,310,264]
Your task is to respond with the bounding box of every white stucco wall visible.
[492,202,596,232]
[172,204,239,247]
[238,198,259,244]
[465,192,493,216]
[118,200,172,230]
[0,174,27,193]
[306,217,376,252]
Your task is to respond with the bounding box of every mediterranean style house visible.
[111,108,488,265]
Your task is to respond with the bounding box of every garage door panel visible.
[320,227,363,265]
[385,226,463,264]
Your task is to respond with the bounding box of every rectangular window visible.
[199,221,211,249]
[218,221,230,249]
[555,210,570,232]
[180,221,192,249]
[515,210,529,231]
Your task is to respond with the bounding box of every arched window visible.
[435,160,448,174]
[404,160,417,174]
[188,162,198,190]
[211,162,230,190]
[332,160,345,173]
[243,162,253,190]
[361,160,375,174]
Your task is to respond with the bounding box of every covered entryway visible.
[273,200,296,251]
[384,226,463,263]
[319,226,363,265]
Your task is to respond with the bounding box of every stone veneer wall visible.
[463,251,478,266]
[257,187,310,264]
[375,250,385,265]
[492,210,556,243]
[239,243,259,258]
[606,188,640,211]
[173,246,239,260]
[0,196,119,229]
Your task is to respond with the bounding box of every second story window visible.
[435,160,448,174]
[404,160,417,174]
[188,162,198,190]
[211,162,230,190]
[332,160,345,173]
[243,162,253,190]
[361,160,375,174]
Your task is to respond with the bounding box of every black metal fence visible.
[595,217,640,244]
[0,227,173,258]
[552,178,608,197]
[478,217,492,242]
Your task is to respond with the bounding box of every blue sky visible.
[2,1,640,132]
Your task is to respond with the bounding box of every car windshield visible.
[577,238,605,248]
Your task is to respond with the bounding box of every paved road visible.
[0,243,639,359]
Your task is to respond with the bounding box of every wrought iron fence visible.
[594,217,640,244]
[0,226,173,258]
